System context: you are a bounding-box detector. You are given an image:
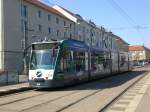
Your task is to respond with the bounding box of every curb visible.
[0,86,33,96]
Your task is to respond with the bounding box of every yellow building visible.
[129,45,150,65]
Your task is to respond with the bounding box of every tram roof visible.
[32,40,62,45]
[32,39,88,47]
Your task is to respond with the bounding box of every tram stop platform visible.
[135,74,150,112]
[0,83,30,96]
[107,72,150,112]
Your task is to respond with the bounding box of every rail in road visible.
[0,66,149,112]
[100,72,149,112]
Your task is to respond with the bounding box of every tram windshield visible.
[30,43,59,70]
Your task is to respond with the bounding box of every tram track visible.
[99,71,149,112]
[17,71,143,112]
[53,72,148,112]
[55,89,104,112]
[0,88,35,98]
[0,80,103,109]
[0,66,145,98]
[0,68,148,112]
[19,90,83,112]
[0,89,47,106]
[0,72,129,106]
[52,72,148,112]
[0,88,81,107]
[0,78,110,112]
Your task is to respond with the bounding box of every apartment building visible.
[0,0,128,72]
[115,36,129,52]
[0,0,75,72]
[129,45,150,65]
[53,5,117,49]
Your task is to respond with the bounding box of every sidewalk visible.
[135,74,150,112]
[105,72,150,112]
[123,73,150,112]
[0,82,31,96]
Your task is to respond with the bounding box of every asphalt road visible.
[0,66,149,112]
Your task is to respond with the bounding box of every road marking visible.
[110,106,126,111]
[106,110,123,112]
[124,74,150,112]
[116,101,130,105]
[125,93,136,96]
[106,73,150,112]
[124,94,143,112]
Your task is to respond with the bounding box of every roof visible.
[129,45,150,51]
[24,0,68,19]
[57,5,84,20]
[114,36,129,45]
[59,5,75,17]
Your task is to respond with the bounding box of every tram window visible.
[91,52,110,71]
[63,51,72,72]
[103,53,110,69]
[91,53,99,71]
[120,55,126,67]
[74,51,85,72]
[57,50,73,73]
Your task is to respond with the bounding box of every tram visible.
[29,39,133,88]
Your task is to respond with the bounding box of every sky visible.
[41,0,150,48]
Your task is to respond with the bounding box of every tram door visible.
[73,51,89,81]
[56,49,76,84]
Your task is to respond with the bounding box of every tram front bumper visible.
[29,79,64,88]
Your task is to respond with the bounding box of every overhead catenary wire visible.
[110,26,150,30]
[106,0,146,45]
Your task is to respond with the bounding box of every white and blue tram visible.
[29,39,133,88]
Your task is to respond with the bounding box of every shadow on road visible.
[37,70,147,92]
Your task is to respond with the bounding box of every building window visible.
[70,24,72,29]
[38,24,42,32]
[87,29,89,33]
[48,27,51,34]
[64,21,66,26]
[56,17,59,24]
[79,35,81,40]
[48,14,51,21]
[21,5,27,18]
[64,32,66,38]
[56,30,59,36]
[38,10,41,18]
[70,34,72,39]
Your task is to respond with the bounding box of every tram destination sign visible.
[32,43,59,50]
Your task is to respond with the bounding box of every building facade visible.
[129,45,150,65]
[53,5,119,50]
[0,0,129,73]
[0,0,75,72]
